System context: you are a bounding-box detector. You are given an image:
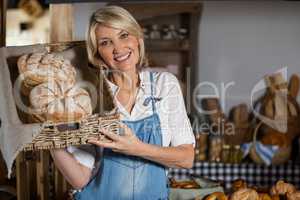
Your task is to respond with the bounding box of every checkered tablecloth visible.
[168,161,300,190]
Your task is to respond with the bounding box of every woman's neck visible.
[110,69,139,91]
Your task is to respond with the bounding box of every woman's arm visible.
[89,125,194,169]
[135,143,194,169]
[50,149,92,189]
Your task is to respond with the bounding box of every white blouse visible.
[67,70,195,169]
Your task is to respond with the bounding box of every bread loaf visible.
[18,52,76,95]
[230,188,259,200]
[270,180,296,196]
[29,80,92,122]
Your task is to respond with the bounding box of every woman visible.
[51,5,195,200]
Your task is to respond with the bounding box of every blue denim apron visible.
[74,72,169,200]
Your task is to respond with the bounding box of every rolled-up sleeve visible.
[67,145,96,169]
[158,72,195,147]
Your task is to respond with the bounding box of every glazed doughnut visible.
[205,192,228,200]
[270,181,296,196]
[231,188,259,200]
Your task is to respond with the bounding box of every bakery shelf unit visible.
[112,2,201,109]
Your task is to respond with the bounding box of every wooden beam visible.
[0,0,6,47]
[113,3,202,20]
[49,4,74,43]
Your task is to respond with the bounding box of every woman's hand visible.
[88,123,143,156]
[89,123,194,169]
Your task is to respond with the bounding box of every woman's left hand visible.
[88,123,143,156]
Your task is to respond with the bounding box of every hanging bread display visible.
[17,52,76,95]
[29,80,92,122]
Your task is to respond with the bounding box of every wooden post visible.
[50,4,74,42]
[36,151,49,200]
[16,153,30,200]
[49,3,74,199]
[0,0,6,47]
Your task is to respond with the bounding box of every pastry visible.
[287,191,300,200]
[18,52,76,95]
[270,181,296,196]
[231,188,259,200]
[30,80,92,122]
[205,192,228,200]
[232,179,247,192]
[169,178,200,189]
[258,193,272,200]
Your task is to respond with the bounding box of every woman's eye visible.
[99,40,109,46]
[120,33,129,39]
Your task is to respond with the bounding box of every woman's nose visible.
[113,42,123,54]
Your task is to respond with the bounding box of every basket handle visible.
[55,122,80,132]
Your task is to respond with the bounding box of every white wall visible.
[194,1,300,113]
[73,2,106,41]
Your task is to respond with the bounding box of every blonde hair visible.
[86,6,147,69]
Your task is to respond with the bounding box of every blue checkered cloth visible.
[168,161,300,190]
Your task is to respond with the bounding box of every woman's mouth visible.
[114,52,131,62]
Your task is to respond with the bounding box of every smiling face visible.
[95,24,140,73]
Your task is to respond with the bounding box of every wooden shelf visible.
[145,39,190,52]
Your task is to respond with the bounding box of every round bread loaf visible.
[29,80,92,122]
[17,52,76,95]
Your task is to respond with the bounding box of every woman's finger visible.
[99,128,120,141]
[88,139,117,149]
[119,122,133,136]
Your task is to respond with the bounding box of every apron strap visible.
[149,72,157,113]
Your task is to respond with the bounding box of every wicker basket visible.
[23,114,119,151]
[249,121,291,165]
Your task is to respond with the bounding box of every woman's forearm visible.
[134,143,194,169]
[50,149,92,190]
